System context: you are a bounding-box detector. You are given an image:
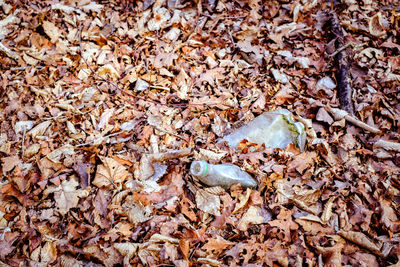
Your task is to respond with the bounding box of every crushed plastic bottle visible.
[219,109,306,151]
[190,160,257,189]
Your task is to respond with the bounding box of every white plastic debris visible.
[219,109,306,151]
[316,77,336,96]
[134,78,150,91]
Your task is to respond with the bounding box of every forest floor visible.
[0,0,400,266]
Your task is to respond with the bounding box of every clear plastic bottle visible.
[190,160,257,189]
[219,109,306,151]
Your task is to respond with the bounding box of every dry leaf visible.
[202,236,235,255]
[196,189,221,216]
[40,241,57,263]
[27,121,51,140]
[338,230,382,256]
[93,156,132,188]
[237,206,270,231]
[47,178,89,215]
[321,197,335,223]
[42,21,61,43]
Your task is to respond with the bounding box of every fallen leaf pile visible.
[0,0,399,266]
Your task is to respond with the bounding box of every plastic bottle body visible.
[190,160,257,189]
[219,109,306,151]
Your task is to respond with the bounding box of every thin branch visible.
[326,12,354,114]
[326,106,381,134]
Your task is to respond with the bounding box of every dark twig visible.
[326,12,354,114]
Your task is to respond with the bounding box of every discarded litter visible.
[219,109,306,151]
[134,78,149,91]
[190,160,257,189]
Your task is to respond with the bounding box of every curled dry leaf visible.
[149,233,179,244]
[197,258,221,266]
[321,197,335,223]
[24,143,41,158]
[27,121,51,140]
[232,188,251,214]
[123,195,153,225]
[195,148,227,162]
[374,139,400,152]
[83,244,122,267]
[46,145,74,163]
[369,12,387,38]
[338,230,382,256]
[136,148,192,180]
[97,64,120,80]
[114,242,138,257]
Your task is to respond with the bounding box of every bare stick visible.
[22,127,26,158]
[374,139,400,152]
[326,12,354,114]
[327,107,381,134]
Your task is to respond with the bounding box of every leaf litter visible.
[0,0,400,266]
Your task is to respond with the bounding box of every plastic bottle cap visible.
[190,160,208,177]
[200,160,208,176]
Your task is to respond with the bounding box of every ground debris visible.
[0,0,399,266]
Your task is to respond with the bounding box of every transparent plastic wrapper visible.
[190,160,257,189]
[219,109,306,151]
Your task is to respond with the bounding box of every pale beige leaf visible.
[93,157,132,188]
[197,258,220,266]
[97,108,115,130]
[24,144,41,158]
[149,233,179,244]
[60,254,84,267]
[83,244,122,267]
[40,241,57,263]
[196,189,221,216]
[293,188,321,206]
[98,64,120,80]
[232,188,251,214]
[54,178,89,215]
[27,121,51,140]
[42,21,61,43]
[237,206,268,231]
[176,68,190,100]
[197,148,227,162]
[202,236,235,254]
[114,243,138,257]
[127,203,152,225]
[46,144,74,163]
[124,196,152,225]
